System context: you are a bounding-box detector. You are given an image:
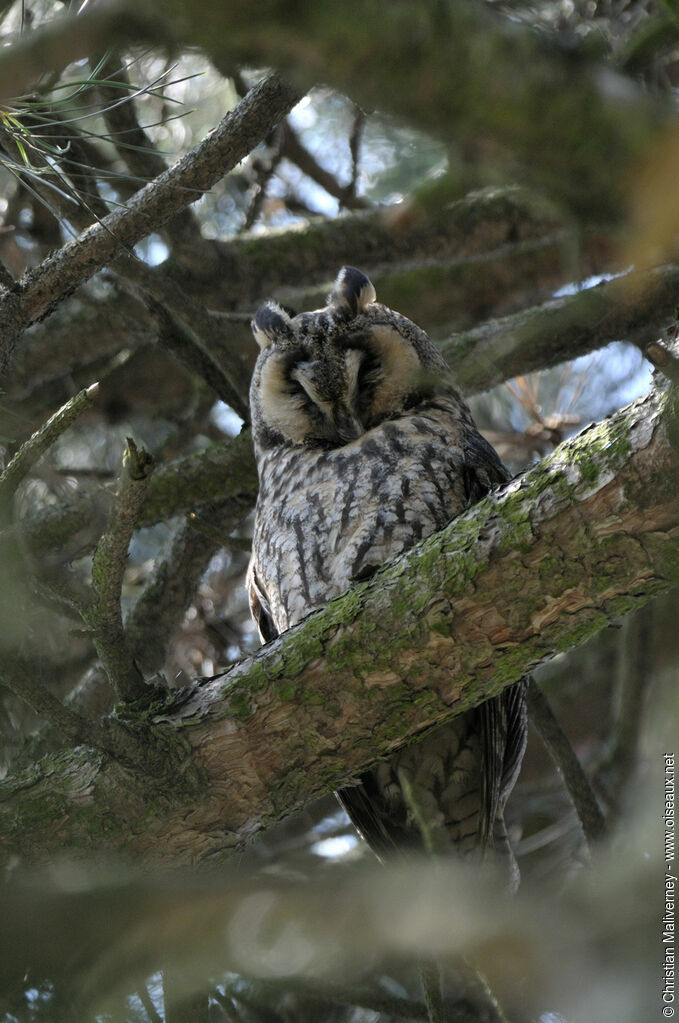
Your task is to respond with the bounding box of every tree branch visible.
[0,72,300,377]
[113,256,251,419]
[0,651,97,746]
[442,265,679,394]
[1,383,677,865]
[14,427,258,560]
[208,186,569,308]
[526,678,607,848]
[96,52,220,277]
[126,501,250,677]
[81,439,154,703]
[0,382,98,524]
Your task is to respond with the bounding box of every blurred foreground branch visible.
[0,846,660,1023]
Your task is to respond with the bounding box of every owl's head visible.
[249,266,450,453]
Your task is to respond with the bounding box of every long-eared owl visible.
[247,267,527,883]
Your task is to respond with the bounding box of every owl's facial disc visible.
[250,265,452,452]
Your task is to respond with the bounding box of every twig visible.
[398,767,450,855]
[526,677,607,848]
[138,985,163,1023]
[280,121,369,211]
[15,428,258,560]
[595,604,653,817]
[0,104,113,235]
[83,437,154,703]
[0,73,300,377]
[0,382,98,523]
[342,103,367,209]
[243,120,284,230]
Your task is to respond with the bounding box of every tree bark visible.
[1,383,677,866]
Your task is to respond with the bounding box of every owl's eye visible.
[356,354,381,390]
[289,360,327,413]
[283,351,313,398]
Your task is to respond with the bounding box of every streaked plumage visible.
[247,266,527,882]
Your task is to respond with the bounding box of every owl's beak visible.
[333,410,365,442]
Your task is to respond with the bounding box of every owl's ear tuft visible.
[251,302,294,349]
[329,266,376,319]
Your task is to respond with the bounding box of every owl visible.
[247,266,527,882]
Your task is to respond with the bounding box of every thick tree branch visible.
[443,264,679,393]
[1,384,677,865]
[0,73,300,377]
[208,186,571,309]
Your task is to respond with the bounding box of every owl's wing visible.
[336,770,419,861]
[478,679,528,849]
[248,564,279,643]
[461,427,511,502]
[463,429,528,849]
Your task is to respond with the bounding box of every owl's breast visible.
[251,409,471,633]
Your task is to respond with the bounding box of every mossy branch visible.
[442,264,679,394]
[82,438,154,704]
[0,383,677,865]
